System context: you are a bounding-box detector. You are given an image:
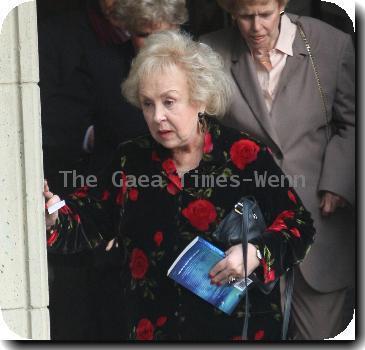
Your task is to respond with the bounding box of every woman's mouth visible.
[158,130,173,138]
[250,35,266,44]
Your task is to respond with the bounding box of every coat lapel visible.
[273,19,308,108]
[230,29,283,151]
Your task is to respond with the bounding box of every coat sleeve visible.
[46,146,128,254]
[246,145,316,284]
[317,34,355,206]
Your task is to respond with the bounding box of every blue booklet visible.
[167,236,252,315]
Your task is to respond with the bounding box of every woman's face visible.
[233,0,285,50]
[139,65,205,151]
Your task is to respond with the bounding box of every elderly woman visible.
[45,30,315,341]
[42,0,188,341]
[200,0,355,340]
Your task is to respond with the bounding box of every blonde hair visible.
[217,0,290,14]
[122,30,233,117]
[115,0,188,33]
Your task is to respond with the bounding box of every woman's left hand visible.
[44,180,61,230]
[320,191,347,217]
[209,243,260,285]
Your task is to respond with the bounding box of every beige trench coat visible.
[201,14,355,293]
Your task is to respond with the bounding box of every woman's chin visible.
[154,136,176,149]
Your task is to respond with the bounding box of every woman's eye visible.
[164,100,174,107]
[239,14,251,20]
[142,101,152,108]
[261,13,271,18]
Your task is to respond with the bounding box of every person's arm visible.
[44,147,127,254]
[210,144,315,285]
[318,34,355,208]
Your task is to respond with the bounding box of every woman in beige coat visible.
[201,0,355,340]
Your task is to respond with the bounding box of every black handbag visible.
[212,196,294,340]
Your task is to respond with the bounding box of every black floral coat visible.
[47,118,315,341]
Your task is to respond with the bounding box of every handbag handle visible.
[237,208,293,340]
[296,21,331,144]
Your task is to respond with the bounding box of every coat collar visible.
[273,15,309,106]
[152,117,231,176]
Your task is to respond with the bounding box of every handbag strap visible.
[239,208,293,340]
[241,206,249,339]
[296,21,331,144]
[281,268,294,340]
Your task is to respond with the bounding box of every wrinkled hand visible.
[320,191,347,217]
[44,180,61,230]
[209,243,260,285]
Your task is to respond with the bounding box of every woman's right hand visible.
[44,180,61,230]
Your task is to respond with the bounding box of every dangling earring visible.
[198,112,207,133]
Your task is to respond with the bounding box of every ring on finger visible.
[228,276,238,284]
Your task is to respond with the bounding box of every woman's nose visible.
[252,16,262,31]
[153,106,166,123]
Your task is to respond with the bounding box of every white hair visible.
[115,0,188,33]
[122,30,233,117]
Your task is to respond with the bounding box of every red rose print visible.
[261,259,269,275]
[167,182,180,195]
[156,316,167,327]
[73,214,81,224]
[182,199,217,231]
[129,248,149,279]
[261,260,276,284]
[267,210,295,232]
[230,139,260,170]
[264,269,276,284]
[115,172,127,205]
[203,132,213,154]
[73,186,89,198]
[166,174,182,195]
[59,204,72,215]
[168,175,182,190]
[290,227,301,238]
[101,190,110,201]
[162,159,176,175]
[279,210,295,220]
[288,190,297,204]
[129,188,139,201]
[153,231,163,247]
[254,330,265,340]
[151,151,160,162]
[47,230,59,247]
[136,318,154,340]
[267,221,287,232]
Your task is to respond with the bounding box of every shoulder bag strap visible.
[296,21,331,144]
[239,203,293,340]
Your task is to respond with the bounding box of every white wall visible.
[0,1,50,340]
